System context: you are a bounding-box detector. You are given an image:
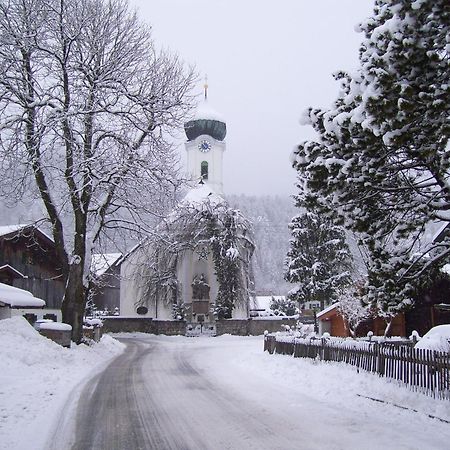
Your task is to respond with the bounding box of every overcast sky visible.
[130,0,375,197]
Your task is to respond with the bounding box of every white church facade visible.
[119,96,254,332]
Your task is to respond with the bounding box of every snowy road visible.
[52,335,450,450]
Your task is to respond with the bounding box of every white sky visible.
[130,0,375,196]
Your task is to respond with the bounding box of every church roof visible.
[180,184,225,208]
[193,101,225,122]
[184,100,227,142]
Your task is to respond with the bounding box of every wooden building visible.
[317,303,406,337]
[0,224,64,310]
[90,253,122,313]
[405,276,450,337]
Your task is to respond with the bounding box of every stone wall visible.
[103,317,297,336]
[153,320,187,335]
[102,317,154,334]
[215,319,249,336]
[102,317,186,335]
[248,318,297,336]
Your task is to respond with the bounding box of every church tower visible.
[184,84,226,194]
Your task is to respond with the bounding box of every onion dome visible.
[184,101,227,141]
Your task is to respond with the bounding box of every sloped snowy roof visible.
[316,302,339,319]
[251,296,286,312]
[432,222,450,244]
[91,253,122,277]
[0,223,54,244]
[0,224,29,237]
[0,282,45,308]
[181,184,225,208]
[0,265,26,279]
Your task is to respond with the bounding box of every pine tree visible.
[269,296,298,316]
[209,211,241,319]
[291,0,449,317]
[285,209,353,310]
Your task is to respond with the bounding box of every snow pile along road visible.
[0,316,124,450]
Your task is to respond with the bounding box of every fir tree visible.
[291,0,449,317]
[269,296,298,316]
[285,209,353,310]
[210,210,243,319]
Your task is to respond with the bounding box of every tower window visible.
[201,161,209,180]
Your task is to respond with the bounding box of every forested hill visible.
[227,194,298,296]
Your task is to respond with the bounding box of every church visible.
[119,91,254,334]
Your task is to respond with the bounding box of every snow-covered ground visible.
[195,335,450,424]
[1,319,450,450]
[0,317,124,450]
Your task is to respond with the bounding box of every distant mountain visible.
[227,194,297,296]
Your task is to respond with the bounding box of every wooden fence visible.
[264,335,450,400]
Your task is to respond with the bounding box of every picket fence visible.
[264,335,450,400]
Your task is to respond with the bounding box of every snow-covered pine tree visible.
[285,208,353,310]
[209,210,242,319]
[291,0,449,318]
[269,296,298,316]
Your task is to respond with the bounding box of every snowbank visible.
[415,324,450,352]
[188,335,450,427]
[0,316,124,450]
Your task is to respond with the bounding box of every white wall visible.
[120,247,155,318]
[186,135,225,194]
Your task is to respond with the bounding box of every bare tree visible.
[337,284,371,338]
[0,0,196,342]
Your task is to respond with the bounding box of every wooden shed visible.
[0,224,65,310]
[317,302,406,337]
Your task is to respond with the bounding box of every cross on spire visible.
[204,75,208,100]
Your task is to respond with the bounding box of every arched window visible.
[201,161,209,180]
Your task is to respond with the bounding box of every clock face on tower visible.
[198,140,212,153]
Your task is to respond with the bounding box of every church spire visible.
[204,75,208,100]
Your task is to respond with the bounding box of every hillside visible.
[227,194,297,295]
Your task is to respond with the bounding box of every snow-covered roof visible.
[91,253,122,277]
[432,222,450,244]
[0,224,29,237]
[193,100,225,122]
[316,302,339,319]
[251,296,285,312]
[0,264,26,279]
[0,282,45,308]
[181,184,225,208]
[0,223,54,244]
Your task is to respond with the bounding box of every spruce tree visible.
[285,209,353,310]
[291,0,449,316]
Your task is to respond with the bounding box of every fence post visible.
[264,335,276,354]
[376,342,385,376]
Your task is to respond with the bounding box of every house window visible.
[201,161,208,180]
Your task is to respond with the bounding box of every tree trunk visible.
[383,318,393,338]
[61,262,86,344]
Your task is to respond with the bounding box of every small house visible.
[317,302,406,337]
[89,253,122,313]
[0,224,64,320]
